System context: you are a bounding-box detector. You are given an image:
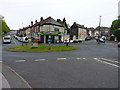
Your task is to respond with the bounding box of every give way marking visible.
[93,58,120,68]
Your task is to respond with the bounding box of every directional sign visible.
[48,38,52,43]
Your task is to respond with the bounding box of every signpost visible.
[48,38,52,50]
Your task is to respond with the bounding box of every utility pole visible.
[98,16,101,44]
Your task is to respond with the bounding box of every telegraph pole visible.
[98,16,102,44]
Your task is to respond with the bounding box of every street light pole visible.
[98,16,102,44]
[48,18,51,50]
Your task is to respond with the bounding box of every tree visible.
[111,17,120,42]
[57,18,69,29]
[2,20,10,33]
[63,17,68,29]
[0,15,10,34]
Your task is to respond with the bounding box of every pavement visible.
[0,38,10,89]
[0,63,10,89]
[1,37,33,89]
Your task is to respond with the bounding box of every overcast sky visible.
[0,0,119,30]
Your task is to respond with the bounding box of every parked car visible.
[22,37,29,43]
[13,34,18,39]
[3,36,11,44]
[33,39,42,43]
[64,39,73,43]
[101,36,106,40]
[63,39,69,44]
[118,42,120,47]
[85,37,91,41]
[99,38,105,43]
[73,39,82,43]
[70,40,73,43]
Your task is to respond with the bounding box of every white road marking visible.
[0,61,2,62]
[35,59,46,61]
[99,58,120,64]
[76,58,81,60]
[82,58,86,60]
[6,65,32,88]
[1,73,10,88]
[57,58,67,60]
[93,58,120,68]
[13,41,17,45]
[16,60,26,62]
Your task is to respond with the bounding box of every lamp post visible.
[98,16,102,44]
[48,19,51,50]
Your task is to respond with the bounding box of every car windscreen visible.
[4,37,10,40]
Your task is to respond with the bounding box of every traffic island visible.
[8,44,77,52]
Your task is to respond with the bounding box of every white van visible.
[3,36,11,44]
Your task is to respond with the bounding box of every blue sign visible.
[48,38,52,42]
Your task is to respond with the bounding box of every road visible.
[2,36,120,88]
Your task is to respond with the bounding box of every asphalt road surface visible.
[2,36,120,88]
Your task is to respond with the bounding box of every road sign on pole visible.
[48,38,52,43]
[48,38,52,50]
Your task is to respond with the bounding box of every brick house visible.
[70,22,87,40]
[17,17,66,43]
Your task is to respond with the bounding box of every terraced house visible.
[17,17,66,43]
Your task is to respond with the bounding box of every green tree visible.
[111,17,120,42]
[57,18,69,29]
[63,17,68,29]
[0,15,10,34]
[2,20,10,33]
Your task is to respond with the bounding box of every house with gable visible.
[17,17,66,43]
[70,22,87,40]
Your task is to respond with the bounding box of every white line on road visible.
[99,58,120,64]
[57,58,67,60]
[13,41,18,45]
[76,58,81,60]
[0,61,2,63]
[16,60,26,62]
[35,59,46,61]
[93,58,120,68]
[6,65,32,88]
[82,58,86,60]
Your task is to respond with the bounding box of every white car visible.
[64,39,73,43]
[101,36,106,40]
[13,34,18,39]
[3,36,11,44]
[21,37,29,43]
[99,38,105,43]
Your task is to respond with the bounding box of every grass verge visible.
[8,44,77,52]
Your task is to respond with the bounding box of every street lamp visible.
[98,16,102,44]
[48,18,51,50]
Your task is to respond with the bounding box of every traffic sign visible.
[48,38,52,43]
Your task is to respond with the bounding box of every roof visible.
[38,17,64,27]
[18,17,65,31]
[71,22,85,29]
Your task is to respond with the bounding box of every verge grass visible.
[9,44,77,52]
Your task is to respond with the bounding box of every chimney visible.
[73,22,76,25]
[35,20,37,24]
[31,21,33,26]
[40,17,43,21]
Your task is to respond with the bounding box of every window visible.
[54,28,59,32]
